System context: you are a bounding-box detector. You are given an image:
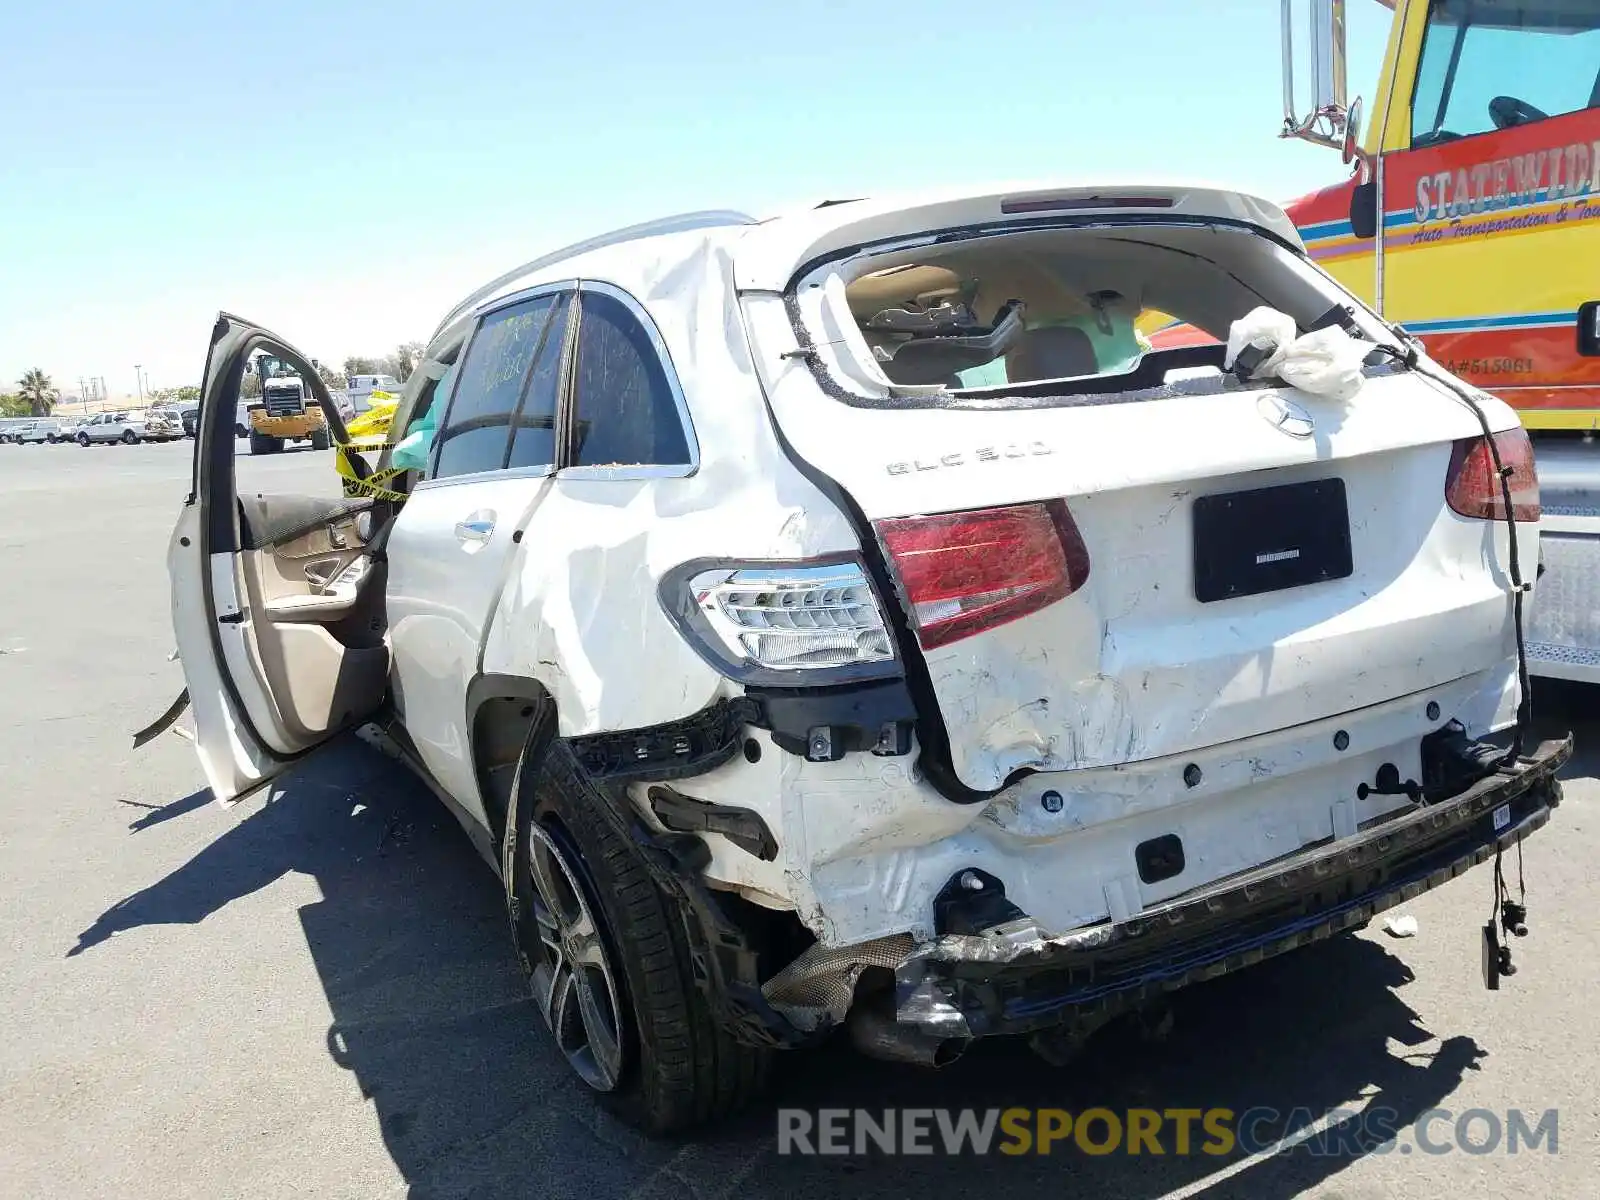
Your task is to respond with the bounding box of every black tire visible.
[249,431,283,455]
[120,429,138,444]
[309,426,331,451]
[236,423,249,439]
[504,722,769,1133]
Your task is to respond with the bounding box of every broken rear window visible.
[789,219,1394,408]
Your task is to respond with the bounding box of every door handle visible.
[454,514,495,545]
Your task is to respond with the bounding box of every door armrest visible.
[264,584,359,623]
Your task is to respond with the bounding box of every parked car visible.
[76,411,156,445]
[50,417,86,441]
[345,372,404,414]
[148,188,1568,1133]
[142,407,185,442]
[166,401,202,438]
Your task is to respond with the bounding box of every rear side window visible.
[432,293,563,480]
[507,293,571,471]
[570,290,691,469]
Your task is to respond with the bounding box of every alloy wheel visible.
[524,822,627,1091]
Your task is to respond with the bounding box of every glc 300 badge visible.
[887,441,1053,475]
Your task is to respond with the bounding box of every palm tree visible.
[17,369,58,417]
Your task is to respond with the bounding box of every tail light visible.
[1445,428,1540,522]
[875,501,1090,649]
[662,561,898,684]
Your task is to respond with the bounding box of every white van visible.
[345,373,403,413]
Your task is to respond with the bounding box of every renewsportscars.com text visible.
[777,1106,1559,1157]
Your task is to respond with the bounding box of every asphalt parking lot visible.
[2,437,1596,1199]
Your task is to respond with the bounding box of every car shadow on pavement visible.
[70,735,1513,1200]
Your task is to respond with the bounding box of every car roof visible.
[441,181,1298,332]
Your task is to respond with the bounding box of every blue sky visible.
[2,0,1389,400]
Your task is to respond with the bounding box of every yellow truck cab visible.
[1175,0,1600,680]
[245,352,331,455]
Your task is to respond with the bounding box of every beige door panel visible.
[262,513,371,595]
[238,540,389,745]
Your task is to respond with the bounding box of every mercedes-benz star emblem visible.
[1257,393,1315,438]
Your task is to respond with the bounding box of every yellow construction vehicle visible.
[245,353,331,455]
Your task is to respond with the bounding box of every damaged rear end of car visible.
[715,183,1566,1059]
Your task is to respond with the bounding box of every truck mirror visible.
[1309,0,1347,118]
[1281,0,1351,151]
[1349,180,1378,240]
[1341,95,1363,165]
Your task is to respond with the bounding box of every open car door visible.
[144,314,390,804]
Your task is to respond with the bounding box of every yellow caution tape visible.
[334,437,408,500]
[333,394,406,499]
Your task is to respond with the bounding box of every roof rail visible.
[431,209,759,339]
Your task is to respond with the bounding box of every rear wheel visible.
[309,426,331,451]
[121,429,139,445]
[505,726,769,1133]
[249,431,283,455]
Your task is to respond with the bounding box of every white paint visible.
[746,284,1532,790]
[168,506,280,804]
[674,663,1513,947]
[168,192,1538,961]
[474,242,859,739]
[387,474,553,823]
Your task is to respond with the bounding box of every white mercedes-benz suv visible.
[146,183,1567,1132]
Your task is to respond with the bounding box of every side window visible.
[1412,0,1600,146]
[431,294,561,480]
[569,289,691,470]
[507,293,571,470]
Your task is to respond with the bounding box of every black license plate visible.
[1193,478,1352,603]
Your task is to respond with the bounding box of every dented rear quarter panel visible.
[478,234,862,737]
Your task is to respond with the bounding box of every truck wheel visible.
[77,434,90,447]
[249,431,283,456]
[504,725,769,1133]
[235,423,249,439]
[121,430,139,445]
[309,426,331,451]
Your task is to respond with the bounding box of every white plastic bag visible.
[1224,306,1297,377]
[1274,326,1368,403]
[1224,306,1368,403]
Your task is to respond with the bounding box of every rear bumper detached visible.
[893,736,1570,1043]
